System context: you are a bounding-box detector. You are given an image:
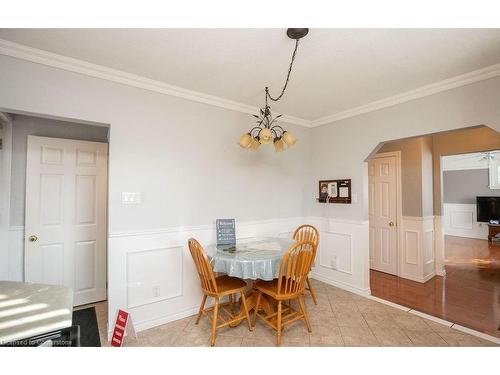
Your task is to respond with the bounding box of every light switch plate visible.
[122,192,142,204]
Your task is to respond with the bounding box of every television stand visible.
[487,224,500,242]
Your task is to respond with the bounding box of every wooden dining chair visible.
[252,240,316,346]
[187,238,252,346]
[293,224,320,305]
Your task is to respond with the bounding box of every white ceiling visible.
[442,150,500,171]
[1,28,500,121]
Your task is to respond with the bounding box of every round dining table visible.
[205,237,296,324]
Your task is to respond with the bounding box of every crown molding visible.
[311,62,500,127]
[1,38,500,129]
[0,38,312,128]
[0,111,12,124]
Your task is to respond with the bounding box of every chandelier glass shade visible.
[239,28,307,153]
[239,103,297,152]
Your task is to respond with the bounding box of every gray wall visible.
[431,126,500,215]
[9,114,109,226]
[443,169,499,204]
[306,75,500,221]
[0,55,312,233]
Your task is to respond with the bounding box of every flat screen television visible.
[476,196,500,223]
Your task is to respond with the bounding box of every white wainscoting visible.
[107,217,305,334]
[443,203,488,240]
[308,217,370,297]
[126,246,183,309]
[107,216,371,336]
[399,216,436,283]
[5,216,372,336]
[7,226,24,281]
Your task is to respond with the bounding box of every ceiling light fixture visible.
[239,28,308,152]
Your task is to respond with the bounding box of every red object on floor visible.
[111,310,129,347]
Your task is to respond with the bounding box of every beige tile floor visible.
[92,279,498,347]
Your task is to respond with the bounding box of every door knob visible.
[389,221,395,227]
[28,235,38,242]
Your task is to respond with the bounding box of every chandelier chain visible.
[266,39,300,102]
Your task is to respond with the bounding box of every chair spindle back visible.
[276,241,315,296]
[293,224,319,249]
[188,238,218,294]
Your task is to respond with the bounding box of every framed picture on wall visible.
[318,179,351,204]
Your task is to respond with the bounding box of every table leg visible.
[229,288,275,327]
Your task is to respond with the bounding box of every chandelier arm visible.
[250,127,261,137]
[266,39,300,102]
[272,127,283,138]
[270,124,284,132]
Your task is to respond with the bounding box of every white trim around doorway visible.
[0,112,12,281]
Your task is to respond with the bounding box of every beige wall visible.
[421,136,434,217]
[432,126,500,215]
[377,137,432,217]
[375,126,500,218]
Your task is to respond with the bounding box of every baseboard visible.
[135,306,201,333]
[107,305,200,339]
[400,271,436,283]
[444,232,488,240]
[435,269,446,277]
[310,272,371,297]
[368,296,411,312]
[122,268,372,336]
[368,297,500,345]
[409,309,453,327]
[422,272,436,283]
[452,324,500,345]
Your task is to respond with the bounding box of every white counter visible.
[0,281,73,344]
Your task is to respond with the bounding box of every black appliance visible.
[476,196,500,223]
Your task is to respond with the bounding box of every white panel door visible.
[25,136,107,306]
[368,155,398,275]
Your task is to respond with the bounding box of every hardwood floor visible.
[370,235,500,338]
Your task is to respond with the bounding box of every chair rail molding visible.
[108,216,305,335]
[107,215,371,335]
